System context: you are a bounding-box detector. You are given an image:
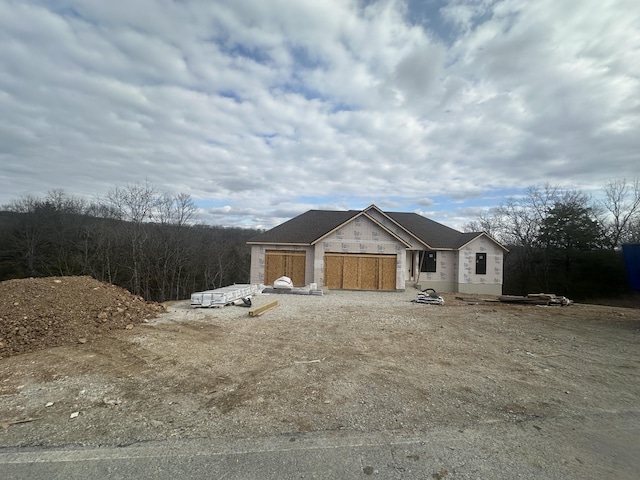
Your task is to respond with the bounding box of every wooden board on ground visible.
[498,294,572,306]
[249,300,279,317]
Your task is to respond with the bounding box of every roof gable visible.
[316,212,412,248]
[456,231,509,251]
[312,210,411,247]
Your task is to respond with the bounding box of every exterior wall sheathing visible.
[419,250,459,293]
[457,237,504,296]
[366,210,419,249]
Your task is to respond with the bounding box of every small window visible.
[476,253,487,275]
[421,251,436,273]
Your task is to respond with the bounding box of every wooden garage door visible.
[324,254,396,290]
[265,250,306,287]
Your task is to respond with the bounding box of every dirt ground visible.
[0,276,165,357]
[1,277,639,477]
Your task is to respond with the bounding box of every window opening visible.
[476,253,487,275]
[420,251,437,273]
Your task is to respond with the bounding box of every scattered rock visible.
[433,469,449,479]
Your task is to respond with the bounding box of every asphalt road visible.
[2,410,639,479]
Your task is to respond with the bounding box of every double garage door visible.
[324,253,396,291]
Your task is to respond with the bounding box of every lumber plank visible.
[249,300,279,317]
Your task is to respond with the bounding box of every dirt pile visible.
[0,276,165,358]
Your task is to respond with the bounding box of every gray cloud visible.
[0,0,638,229]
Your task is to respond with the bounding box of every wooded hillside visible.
[0,186,260,302]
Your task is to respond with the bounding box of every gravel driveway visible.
[1,288,639,478]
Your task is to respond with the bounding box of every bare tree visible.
[600,178,640,249]
[149,193,197,301]
[157,193,196,227]
[103,181,162,296]
[463,210,500,236]
[3,194,39,213]
[105,181,160,224]
[45,189,88,215]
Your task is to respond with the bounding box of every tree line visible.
[0,183,261,302]
[464,179,640,299]
[2,179,639,303]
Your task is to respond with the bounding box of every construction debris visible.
[0,417,41,429]
[262,277,323,295]
[498,293,573,306]
[412,288,445,305]
[273,276,294,289]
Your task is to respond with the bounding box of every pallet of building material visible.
[498,294,572,306]
[190,284,263,308]
[499,295,545,305]
[527,293,573,306]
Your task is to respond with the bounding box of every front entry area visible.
[324,253,396,290]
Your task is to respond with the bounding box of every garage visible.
[264,250,306,286]
[324,253,396,290]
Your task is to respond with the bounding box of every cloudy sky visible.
[1,0,639,229]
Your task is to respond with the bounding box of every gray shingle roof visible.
[248,207,497,250]
[383,212,473,249]
[248,209,361,244]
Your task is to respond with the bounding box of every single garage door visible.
[324,253,396,290]
[265,250,306,286]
